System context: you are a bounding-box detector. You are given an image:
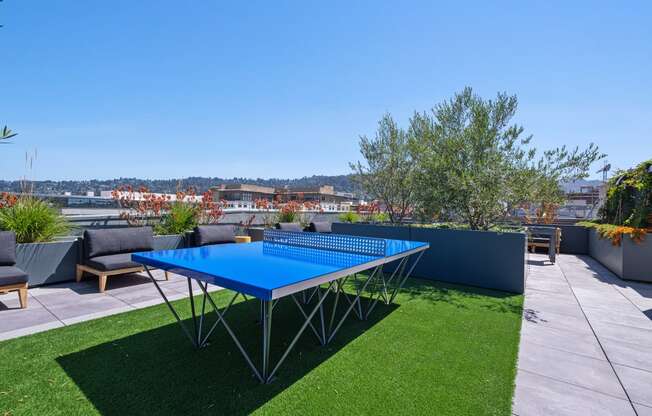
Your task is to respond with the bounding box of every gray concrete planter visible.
[332,223,527,294]
[588,229,652,282]
[153,234,186,250]
[16,239,81,286]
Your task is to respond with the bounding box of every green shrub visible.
[599,159,652,228]
[371,212,390,223]
[276,211,298,223]
[414,222,523,233]
[155,202,198,235]
[0,197,72,243]
[338,211,360,223]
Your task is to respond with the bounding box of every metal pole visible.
[143,266,196,347]
[199,291,240,347]
[198,282,208,345]
[262,299,273,382]
[317,286,327,345]
[388,251,425,305]
[266,281,335,382]
[291,294,325,344]
[328,276,349,336]
[327,266,380,344]
[198,283,264,383]
[187,278,199,345]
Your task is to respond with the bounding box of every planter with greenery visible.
[0,197,80,286]
[577,159,652,282]
[112,185,228,249]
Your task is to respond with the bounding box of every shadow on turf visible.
[56,294,396,416]
[350,276,522,316]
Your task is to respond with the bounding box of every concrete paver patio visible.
[514,254,652,415]
[0,270,221,341]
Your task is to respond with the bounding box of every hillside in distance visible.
[0,175,358,195]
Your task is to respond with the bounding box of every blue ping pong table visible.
[132,230,429,383]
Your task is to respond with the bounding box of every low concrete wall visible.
[66,212,344,235]
[588,229,623,277]
[16,239,81,286]
[588,229,652,282]
[332,223,527,294]
[557,225,589,254]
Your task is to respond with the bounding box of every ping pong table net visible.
[263,230,387,257]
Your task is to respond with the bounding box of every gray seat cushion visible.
[276,223,304,232]
[83,227,153,259]
[0,266,28,286]
[309,222,331,233]
[194,225,236,247]
[86,253,143,272]
[0,231,17,266]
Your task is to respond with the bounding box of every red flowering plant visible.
[254,198,277,228]
[112,186,225,234]
[238,214,256,235]
[277,200,303,223]
[356,201,379,222]
[298,197,324,228]
[0,192,18,209]
[111,186,171,227]
[196,189,225,225]
[356,201,389,223]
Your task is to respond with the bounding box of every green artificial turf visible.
[0,278,522,415]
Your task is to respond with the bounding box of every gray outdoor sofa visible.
[76,227,158,292]
[0,231,29,308]
[308,221,332,233]
[193,224,237,247]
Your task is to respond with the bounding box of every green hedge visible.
[599,159,652,228]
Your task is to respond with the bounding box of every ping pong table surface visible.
[132,236,428,301]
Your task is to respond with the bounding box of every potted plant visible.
[236,214,256,243]
[0,196,79,286]
[577,160,652,281]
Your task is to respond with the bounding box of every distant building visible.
[274,185,356,211]
[557,184,604,219]
[211,184,275,209]
[211,184,356,211]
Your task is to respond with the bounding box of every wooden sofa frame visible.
[76,264,168,293]
[0,282,28,308]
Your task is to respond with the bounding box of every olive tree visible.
[408,87,603,229]
[522,145,604,223]
[350,114,415,224]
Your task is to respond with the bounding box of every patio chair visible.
[308,221,332,233]
[193,224,236,247]
[76,227,155,292]
[0,231,29,308]
[276,222,304,232]
[526,226,561,263]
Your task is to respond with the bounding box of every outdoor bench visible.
[76,227,160,292]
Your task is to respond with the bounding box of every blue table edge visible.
[132,241,430,301]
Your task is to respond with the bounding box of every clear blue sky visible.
[1,1,650,181]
